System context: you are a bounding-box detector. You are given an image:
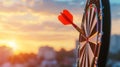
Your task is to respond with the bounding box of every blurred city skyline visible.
[0,0,119,54]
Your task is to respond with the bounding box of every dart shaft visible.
[71,23,84,34]
[61,12,83,34]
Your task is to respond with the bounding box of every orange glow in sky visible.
[0,0,119,54]
[0,40,20,54]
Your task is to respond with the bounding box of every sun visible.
[7,40,20,54]
[7,41,18,51]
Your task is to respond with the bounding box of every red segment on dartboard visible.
[58,9,73,25]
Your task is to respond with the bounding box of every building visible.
[37,46,58,67]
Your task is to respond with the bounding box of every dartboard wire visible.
[79,5,89,67]
[80,14,88,39]
[91,4,100,66]
[88,43,95,66]
[86,11,91,37]
[85,4,99,66]
[87,47,90,67]
[88,6,97,64]
[88,4,98,58]
[80,42,87,60]
[90,9,96,34]
[88,7,92,26]
[80,44,86,67]
[95,1,103,66]
[86,45,90,67]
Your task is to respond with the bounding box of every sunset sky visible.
[0,0,119,54]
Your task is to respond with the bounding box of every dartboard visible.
[78,0,111,67]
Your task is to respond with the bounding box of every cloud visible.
[32,0,83,14]
[0,0,84,15]
[0,0,119,33]
[0,0,119,53]
[2,0,15,7]
[1,21,74,33]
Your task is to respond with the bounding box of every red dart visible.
[58,9,83,34]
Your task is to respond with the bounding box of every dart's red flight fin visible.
[58,9,73,25]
